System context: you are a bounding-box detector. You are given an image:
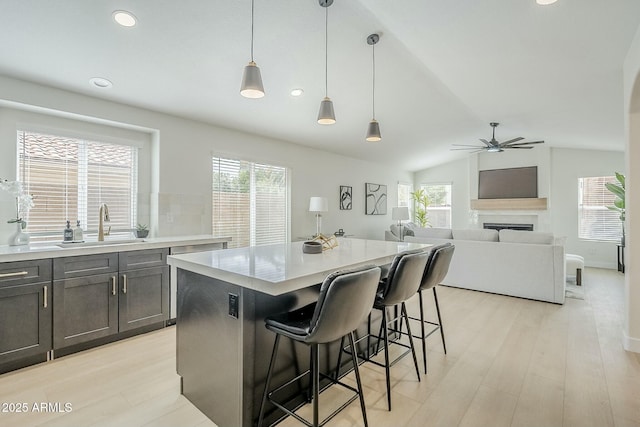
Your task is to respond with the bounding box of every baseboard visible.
[623,330,640,353]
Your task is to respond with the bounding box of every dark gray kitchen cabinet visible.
[53,249,168,349]
[0,259,52,365]
[53,253,118,349]
[118,265,169,332]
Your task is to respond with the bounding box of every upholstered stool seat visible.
[566,253,585,286]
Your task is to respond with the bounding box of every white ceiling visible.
[1,0,639,171]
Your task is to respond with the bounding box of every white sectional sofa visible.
[385,225,565,304]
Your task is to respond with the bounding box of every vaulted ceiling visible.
[1,0,639,171]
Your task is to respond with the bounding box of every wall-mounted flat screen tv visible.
[478,166,538,199]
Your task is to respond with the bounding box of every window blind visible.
[421,183,452,228]
[213,157,288,249]
[578,176,621,241]
[17,131,137,240]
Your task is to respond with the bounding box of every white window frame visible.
[16,130,138,240]
[212,156,290,249]
[578,176,622,242]
[420,183,452,229]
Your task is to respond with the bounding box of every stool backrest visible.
[420,243,455,291]
[380,249,429,306]
[306,265,381,344]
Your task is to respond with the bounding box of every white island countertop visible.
[0,235,232,262]
[167,239,429,296]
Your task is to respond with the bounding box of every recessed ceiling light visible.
[113,10,137,27]
[536,0,558,5]
[290,88,304,97]
[89,77,113,89]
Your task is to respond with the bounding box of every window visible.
[397,182,412,209]
[17,130,137,240]
[212,157,288,249]
[421,183,452,228]
[578,176,622,241]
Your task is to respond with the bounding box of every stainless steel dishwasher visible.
[168,242,228,324]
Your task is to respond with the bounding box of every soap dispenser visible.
[73,220,84,242]
[64,220,74,242]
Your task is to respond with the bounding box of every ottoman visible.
[566,254,585,286]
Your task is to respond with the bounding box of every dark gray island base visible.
[176,268,381,427]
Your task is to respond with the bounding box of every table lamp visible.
[391,206,410,240]
[309,197,328,238]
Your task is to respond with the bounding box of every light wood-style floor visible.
[1,268,639,427]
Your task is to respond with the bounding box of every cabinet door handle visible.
[0,271,29,278]
[122,274,127,294]
[43,285,48,308]
[111,276,117,295]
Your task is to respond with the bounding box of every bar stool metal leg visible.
[433,287,446,354]
[348,331,368,427]
[258,334,281,427]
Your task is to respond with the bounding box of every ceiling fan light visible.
[240,61,265,98]
[487,146,502,153]
[366,119,381,142]
[536,0,558,5]
[317,97,336,124]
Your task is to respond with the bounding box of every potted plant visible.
[410,189,430,228]
[605,172,625,246]
[135,223,149,239]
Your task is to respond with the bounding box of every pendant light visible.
[365,33,381,142]
[317,0,336,125]
[240,0,265,98]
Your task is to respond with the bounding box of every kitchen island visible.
[167,238,428,427]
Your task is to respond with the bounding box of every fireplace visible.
[483,222,534,231]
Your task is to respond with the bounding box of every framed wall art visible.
[339,185,352,210]
[365,183,387,215]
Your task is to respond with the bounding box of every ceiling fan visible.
[452,122,544,153]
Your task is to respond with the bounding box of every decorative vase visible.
[9,222,30,246]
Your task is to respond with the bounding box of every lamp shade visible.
[366,119,382,142]
[309,197,328,212]
[317,97,336,125]
[391,206,409,221]
[240,61,265,98]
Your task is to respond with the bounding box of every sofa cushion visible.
[499,229,554,245]
[452,228,498,242]
[410,227,453,239]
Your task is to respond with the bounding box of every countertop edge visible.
[0,235,232,262]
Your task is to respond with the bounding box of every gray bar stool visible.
[257,264,381,427]
[409,243,455,373]
[337,249,429,411]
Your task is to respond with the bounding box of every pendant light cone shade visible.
[240,61,264,98]
[318,97,336,124]
[366,119,381,142]
[240,0,264,99]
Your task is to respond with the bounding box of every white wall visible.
[550,148,625,269]
[413,147,624,269]
[623,24,640,352]
[0,75,411,244]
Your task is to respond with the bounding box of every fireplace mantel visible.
[470,198,548,210]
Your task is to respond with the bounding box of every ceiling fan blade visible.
[499,137,525,145]
[504,146,533,149]
[479,138,493,147]
[506,140,545,146]
[452,144,485,147]
[450,147,486,151]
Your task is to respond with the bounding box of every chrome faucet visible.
[98,203,111,241]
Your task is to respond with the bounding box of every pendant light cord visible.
[250,0,255,62]
[324,6,328,97]
[372,42,376,119]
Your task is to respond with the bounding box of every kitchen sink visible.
[56,239,145,248]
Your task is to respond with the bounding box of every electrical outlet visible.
[228,293,238,319]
